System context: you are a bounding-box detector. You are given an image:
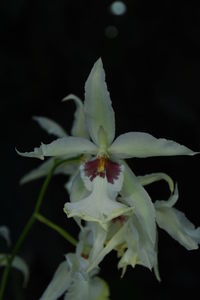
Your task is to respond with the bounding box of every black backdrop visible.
[1,0,200,299]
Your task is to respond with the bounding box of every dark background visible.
[1,0,200,299]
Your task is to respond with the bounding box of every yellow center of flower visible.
[98,157,106,173]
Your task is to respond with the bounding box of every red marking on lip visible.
[81,253,89,259]
[84,158,121,184]
[112,215,127,224]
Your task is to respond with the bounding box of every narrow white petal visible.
[16,146,44,160]
[40,261,71,300]
[64,176,133,228]
[118,216,156,273]
[138,172,174,193]
[0,226,11,246]
[20,158,55,184]
[109,132,198,158]
[88,222,126,272]
[153,231,161,282]
[62,94,89,138]
[0,254,29,287]
[84,58,115,146]
[20,158,78,185]
[121,163,156,245]
[87,223,107,268]
[33,116,67,138]
[155,206,200,250]
[154,184,179,209]
[17,137,98,160]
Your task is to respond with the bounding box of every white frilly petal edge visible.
[155,187,200,250]
[138,172,174,193]
[118,216,156,275]
[33,116,67,138]
[39,261,71,300]
[84,58,115,146]
[109,132,198,159]
[64,174,133,229]
[16,136,98,160]
[0,226,11,246]
[62,94,89,139]
[0,254,29,287]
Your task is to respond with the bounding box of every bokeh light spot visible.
[110,1,127,16]
[105,26,119,39]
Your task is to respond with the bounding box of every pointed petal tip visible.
[15,147,44,160]
[95,57,103,65]
[61,93,81,103]
[91,57,104,75]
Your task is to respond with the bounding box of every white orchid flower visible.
[17,58,197,225]
[39,223,110,300]
[86,214,157,279]
[20,94,88,186]
[155,185,200,250]
[0,226,29,287]
[86,164,176,279]
[39,253,109,300]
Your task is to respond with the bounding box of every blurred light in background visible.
[110,1,127,16]
[105,25,119,38]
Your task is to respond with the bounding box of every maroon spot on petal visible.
[84,159,105,181]
[81,252,89,259]
[112,215,127,224]
[84,158,121,184]
[105,160,121,184]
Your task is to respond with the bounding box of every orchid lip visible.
[84,157,122,184]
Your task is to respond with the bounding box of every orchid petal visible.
[155,193,200,250]
[138,172,174,193]
[88,222,126,272]
[90,278,110,300]
[0,254,29,287]
[84,58,115,146]
[62,94,89,138]
[33,116,67,138]
[109,132,198,158]
[118,216,156,274]
[154,184,179,209]
[0,226,11,246]
[16,137,98,160]
[65,173,89,228]
[69,173,89,203]
[65,275,109,300]
[20,157,78,185]
[153,230,161,282]
[39,261,71,300]
[64,176,133,228]
[87,223,107,268]
[121,163,156,245]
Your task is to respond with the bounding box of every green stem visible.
[0,156,81,299]
[35,213,77,246]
